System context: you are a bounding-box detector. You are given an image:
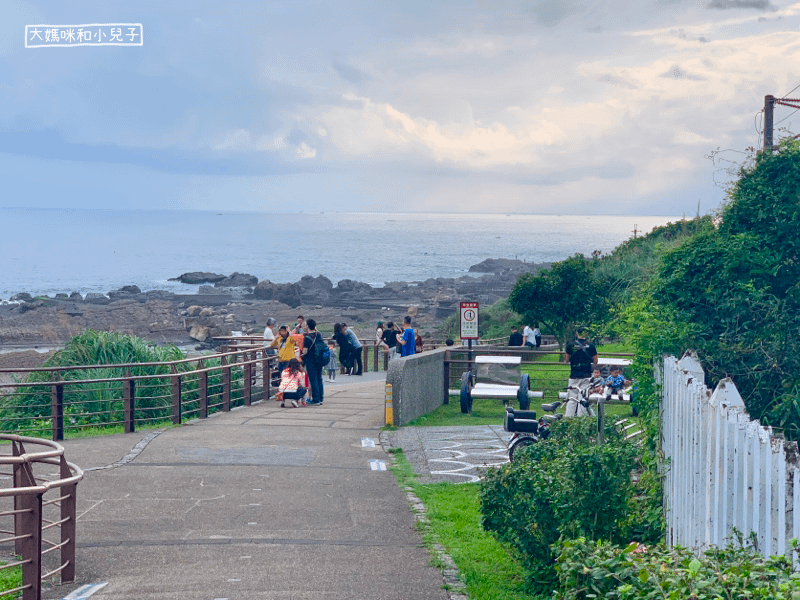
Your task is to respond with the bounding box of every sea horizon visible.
[0,208,684,300]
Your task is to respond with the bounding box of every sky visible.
[1,0,799,216]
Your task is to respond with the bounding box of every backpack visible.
[309,333,330,365]
[319,343,331,365]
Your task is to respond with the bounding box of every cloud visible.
[332,60,372,84]
[707,0,777,10]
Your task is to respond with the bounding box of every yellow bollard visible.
[385,383,393,425]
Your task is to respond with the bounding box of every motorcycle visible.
[504,401,563,461]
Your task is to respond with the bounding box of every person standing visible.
[263,317,277,357]
[326,342,338,381]
[379,321,399,360]
[271,326,296,374]
[508,327,523,346]
[397,316,416,357]
[342,323,363,375]
[564,327,598,417]
[292,315,306,334]
[333,323,353,374]
[301,318,325,405]
[533,324,542,349]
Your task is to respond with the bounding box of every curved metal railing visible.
[0,435,83,600]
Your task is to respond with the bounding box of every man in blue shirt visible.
[397,316,416,357]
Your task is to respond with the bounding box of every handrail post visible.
[18,460,42,600]
[384,351,388,371]
[198,359,208,419]
[374,344,378,371]
[443,350,451,405]
[13,441,24,557]
[222,354,231,411]
[243,353,252,406]
[123,369,135,434]
[60,455,77,583]
[363,344,369,373]
[262,353,271,401]
[171,366,182,425]
[51,371,64,442]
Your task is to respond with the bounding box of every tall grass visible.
[0,330,242,436]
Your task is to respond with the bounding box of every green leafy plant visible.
[480,417,659,593]
[553,537,800,599]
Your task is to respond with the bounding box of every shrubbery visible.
[553,536,800,599]
[480,417,661,593]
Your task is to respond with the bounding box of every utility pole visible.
[764,95,774,153]
[763,94,800,153]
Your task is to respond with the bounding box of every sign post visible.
[460,302,479,350]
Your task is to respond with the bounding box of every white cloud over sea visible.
[1,0,800,215]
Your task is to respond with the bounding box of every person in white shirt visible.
[522,325,536,348]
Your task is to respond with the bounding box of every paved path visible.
[389,426,511,484]
[50,373,449,600]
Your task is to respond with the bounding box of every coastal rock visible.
[10,293,33,303]
[169,272,226,285]
[84,293,110,305]
[199,308,214,317]
[189,325,210,342]
[55,293,69,299]
[186,305,202,317]
[69,292,83,302]
[254,280,303,308]
[469,258,529,273]
[16,300,44,314]
[297,275,333,305]
[214,272,258,288]
[331,279,374,302]
[108,285,143,302]
[142,290,175,301]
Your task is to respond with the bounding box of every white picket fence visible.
[661,352,800,559]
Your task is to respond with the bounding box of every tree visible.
[509,254,608,350]
[643,140,800,439]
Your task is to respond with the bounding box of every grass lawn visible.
[0,559,22,599]
[390,450,532,600]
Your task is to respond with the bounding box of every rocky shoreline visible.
[0,258,546,349]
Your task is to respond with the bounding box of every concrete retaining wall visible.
[386,347,446,426]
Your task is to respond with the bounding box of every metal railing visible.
[0,347,275,441]
[0,435,83,600]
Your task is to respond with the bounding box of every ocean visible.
[0,208,681,300]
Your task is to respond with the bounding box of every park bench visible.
[453,355,543,414]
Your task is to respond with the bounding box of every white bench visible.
[455,355,542,414]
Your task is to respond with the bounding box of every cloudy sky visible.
[1,0,799,215]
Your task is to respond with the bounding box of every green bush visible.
[553,536,800,599]
[480,417,655,593]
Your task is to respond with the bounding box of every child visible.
[604,366,628,401]
[589,367,605,395]
[276,358,307,408]
[326,341,338,381]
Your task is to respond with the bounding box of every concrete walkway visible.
[50,373,449,600]
[389,426,511,484]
